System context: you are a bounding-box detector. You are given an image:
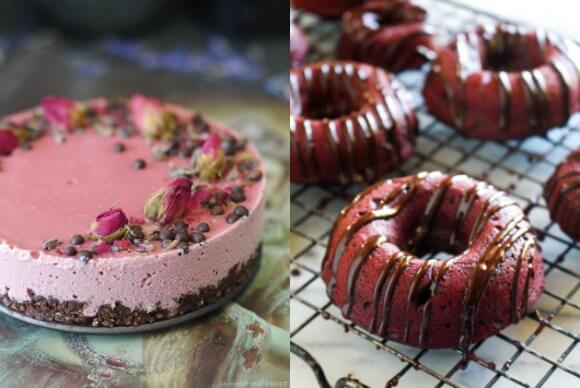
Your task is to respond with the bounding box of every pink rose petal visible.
[201,133,222,155]
[94,241,112,255]
[190,185,213,208]
[0,130,19,156]
[41,96,81,130]
[128,94,164,138]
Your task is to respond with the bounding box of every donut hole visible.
[482,31,548,72]
[294,79,365,119]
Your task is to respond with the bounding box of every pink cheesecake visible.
[0,96,265,328]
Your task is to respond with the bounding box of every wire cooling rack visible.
[290,1,580,387]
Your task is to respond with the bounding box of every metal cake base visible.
[0,254,260,335]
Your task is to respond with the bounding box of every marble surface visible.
[290,1,580,387]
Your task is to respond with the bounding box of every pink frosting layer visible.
[0,103,265,315]
[0,198,263,315]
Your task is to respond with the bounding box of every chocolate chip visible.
[175,221,189,232]
[175,231,190,242]
[246,170,262,182]
[210,206,224,216]
[64,246,78,257]
[231,186,246,203]
[179,243,191,254]
[190,232,206,243]
[196,223,210,233]
[234,205,249,217]
[177,241,190,250]
[113,143,126,153]
[78,250,93,263]
[42,239,61,251]
[226,213,239,224]
[132,159,146,170]
[159,228,175,241]
[70,234,85,245]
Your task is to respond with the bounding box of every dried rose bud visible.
[0,130,19,156]
[144,178,192,225]
[128,94,177,140]
[41,96,86,131]
[194,133,226,181]
[90,208,129,240]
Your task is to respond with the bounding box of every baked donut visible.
[338,0,435,72]
[322,171,545,348]
[292,0,364,19]
[544,147,580,241]
[290,61,417,184]
[291,21,309,68]
[423,24,580,140]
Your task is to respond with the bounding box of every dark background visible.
[0,0,289,115]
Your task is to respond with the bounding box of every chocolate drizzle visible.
[408,174,454,249]
[495,71,512,130]
[520,70,545,131]
[429,24,580,136]
[550,59,572,120]
[403,258,436,342]
[324,172,541,347]
[545,149,580,231]
[418,258,456,346]
[290,62,415,184]
[303,120,322,182]
[326,173,428,295]
[342,234,387,317]
[510,239,535,322]
[340,1,434,72]
[449,181,486,249]
[469,191,517,243]
[382,26,435,71]
[459,216,532,348]
[377,252,413,336]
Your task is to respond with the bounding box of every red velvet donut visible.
[338,1,435,72]
[291,22,309,68]
[290,61,417,184]
[544,147,580,241]
[322,172,545,348]
[292,0,365,19]
[423,24,580,140]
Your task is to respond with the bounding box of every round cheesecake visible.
[0,96,265,328]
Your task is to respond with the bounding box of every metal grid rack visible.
[290,1,580,387]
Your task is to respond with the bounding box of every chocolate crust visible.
[0,245,260,328]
